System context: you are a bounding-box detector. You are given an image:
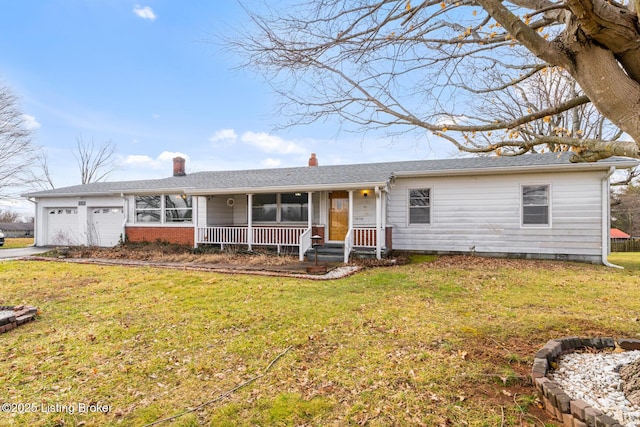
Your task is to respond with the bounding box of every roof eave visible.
[186,182,389,196]
[392,159,640,178]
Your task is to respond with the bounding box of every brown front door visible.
[329,191,349,241]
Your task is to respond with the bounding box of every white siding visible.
[206,195,237,225]
[388,171,605,262]
[352,190,376,227]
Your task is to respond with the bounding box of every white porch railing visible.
[299,228,312,261]
[353,227,379,248]
[344,228,354,263]
[345,227,384,262]
[198,226,248,248]
[197,226,308,254]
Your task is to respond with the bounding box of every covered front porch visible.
[193,188,390,262]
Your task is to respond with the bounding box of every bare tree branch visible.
[0,81,38,199]
[73,137,118,185]
[227,0,640,162]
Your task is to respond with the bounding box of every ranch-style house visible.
[24,152,639,264]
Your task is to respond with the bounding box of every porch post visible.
[192,196,198,249]
[247,194,253,251]
[381,190,387,248]
[375,186,381,259]
[307,192,313,230]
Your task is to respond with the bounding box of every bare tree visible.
[0,209,20,223]
[73,137,118,185]
[231,0,640,162]
[0,82,37,198]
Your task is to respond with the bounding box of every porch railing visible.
[198,226,248,248]
[299,228,312,261]
[344,227,384,262]
[344,228,354,263]
[197,226,308,254]
[353,227,379,247]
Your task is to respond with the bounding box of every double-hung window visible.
[409,189,431,225]
[252,194,277,222]
[280,193,308,222]
[135,195,162,223]
[165,195,193,222]
[135,194,192,223]
[522,185,550,226]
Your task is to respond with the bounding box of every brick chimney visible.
[308,153,318,167]
[173,156,186,177]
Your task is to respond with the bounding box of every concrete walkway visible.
[0,246,52,260]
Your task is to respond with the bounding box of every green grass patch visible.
[1,254,640,426]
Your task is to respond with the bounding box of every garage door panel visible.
[47,208,81,245]
[89,207,123,247]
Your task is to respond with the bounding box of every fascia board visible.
[392,160,640,178]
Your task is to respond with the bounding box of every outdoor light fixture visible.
[363,191,368,198]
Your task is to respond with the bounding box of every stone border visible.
[532,337,640,427]
[0,305,38,334]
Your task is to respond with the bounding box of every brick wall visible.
[126,226,194,246]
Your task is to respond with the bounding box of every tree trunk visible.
[557,27,640,152]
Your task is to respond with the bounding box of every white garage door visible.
[89,207,124,247]
[47,208,81,245]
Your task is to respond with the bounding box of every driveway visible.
[0,246,52,260]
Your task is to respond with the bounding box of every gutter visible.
[392,159,640,179]
[601,166,622,268]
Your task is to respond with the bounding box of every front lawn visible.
[1,254,639,426]
[0,238,34,249]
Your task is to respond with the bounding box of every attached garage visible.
[32,195,125,247]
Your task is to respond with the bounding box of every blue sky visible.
[0,1,448,214]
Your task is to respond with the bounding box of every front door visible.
[329,191,349,241]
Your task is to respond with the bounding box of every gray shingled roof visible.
[23,153,638,198]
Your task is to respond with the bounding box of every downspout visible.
[27,198,38,247]
[375,186,381,260]
[601,167,622,268]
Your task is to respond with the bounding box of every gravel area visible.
[549,350,640,426]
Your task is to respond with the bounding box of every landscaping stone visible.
[618,339,640,351]
[0,305,38,334]
[619,357,640,406]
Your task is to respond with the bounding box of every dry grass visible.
[61,243,301,266]
[0,238,34,249]
[0,253,638,426]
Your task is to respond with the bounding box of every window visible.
[165,195,192,223]
[135,195,192,223]
[135,195,162,223]
[522,185,550,226]
[409,189,430,224]
[252,194,277,222]
[280,193,308,222]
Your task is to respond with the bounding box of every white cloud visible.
[240,131,305,154]
[262,158,281,167]
[152,114,160,119]
[23,114,41,130]
[133,5,156,20]
[122,152,188,169]
[209,128,238,143]
[123,154,155,166]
